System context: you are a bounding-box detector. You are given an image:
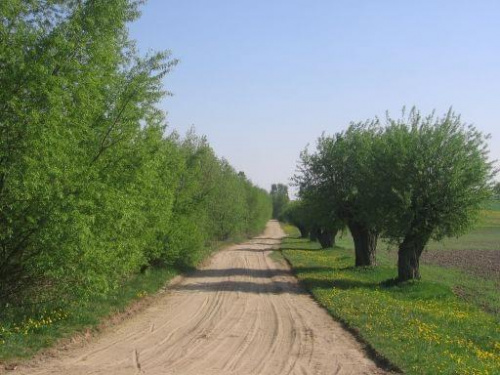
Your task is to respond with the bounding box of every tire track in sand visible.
[13,220,389,375]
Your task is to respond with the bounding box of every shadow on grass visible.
[281,237,307,243]
[247,242,282,246]
[281,243,350,252]
[280,244,323,251]
[302,277,380,291]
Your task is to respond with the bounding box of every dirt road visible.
[15,221,387,375]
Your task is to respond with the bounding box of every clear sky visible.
[129,0,500,193]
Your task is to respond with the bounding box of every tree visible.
[242,176,273,237]
[494,182,500,196]
[294,125,381,265]
[0,0,181,302]
[373,109,495,281]
[270,183,290,219]
[281,200,312,238]
[164,130,272,269]
[0,1,273,310]
[282,198,342,248]
[305,198,343,249]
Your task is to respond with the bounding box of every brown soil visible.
[11,221,388,375]
[421,249,500,281]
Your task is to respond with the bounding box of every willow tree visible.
[294,124,381,265]
[373,109,495,281]
[281,200,312,239]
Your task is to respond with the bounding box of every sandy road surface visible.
[15,221,387,375]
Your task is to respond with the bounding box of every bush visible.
[0,1,272,310]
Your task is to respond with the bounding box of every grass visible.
[339,237,500,316]
[280,224,500,375]
[483,199,500,212]
[425,208,500,252]
[0,236,248,363]
[0,267,179,362]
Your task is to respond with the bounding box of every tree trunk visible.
[348,221,378,266]
[309,227,319,242]
[317,228,338,249]
[397,231,431,281]
[297,225,309,239]
[318,229,332,248]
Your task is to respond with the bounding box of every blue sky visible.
[129,0,500,192]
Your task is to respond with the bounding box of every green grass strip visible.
[280,228,499,374]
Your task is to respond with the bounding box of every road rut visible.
[15,221,387,375]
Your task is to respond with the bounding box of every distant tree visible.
[372,109,495,281]
[281,200,311,238]
[270,183,290,219]
[305,198,344,248]
[282,197,342,248]
[294,124,381,265]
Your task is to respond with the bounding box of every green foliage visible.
[493,182,500,197]
[281,200,314,237]
[281,198,342,249]
[293,108,495,278]
[294,125,380,263]
[294,123,380,227]
[371,109,495,280]
[270,183,289,219]
[0,1,271,314]
[373,109,494,243]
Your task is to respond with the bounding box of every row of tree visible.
[0,1,272,308]
[285,109,495,281]
[270,183,290,219]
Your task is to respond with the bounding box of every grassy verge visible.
[0,236,246,363]
[425,208,500,252]
[280,225,500,375]
[0,267,179,362]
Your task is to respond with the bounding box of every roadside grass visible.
[280,225,500,375]
[375,249,500,315]
[334,212,500,314]
[0,267,178,362]
[0,237,245,363]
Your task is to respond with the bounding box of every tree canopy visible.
[0,1,272,308]
[294,124,381,264]
[372,109,495,280]
[292,108,495,280]
[270,183,290,219]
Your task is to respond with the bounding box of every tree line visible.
[0,1,271,308]
[283,109,496,281]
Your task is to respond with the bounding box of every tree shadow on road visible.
[170,280,306,295]
[245,242,281,246]
[185,268,293,279]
